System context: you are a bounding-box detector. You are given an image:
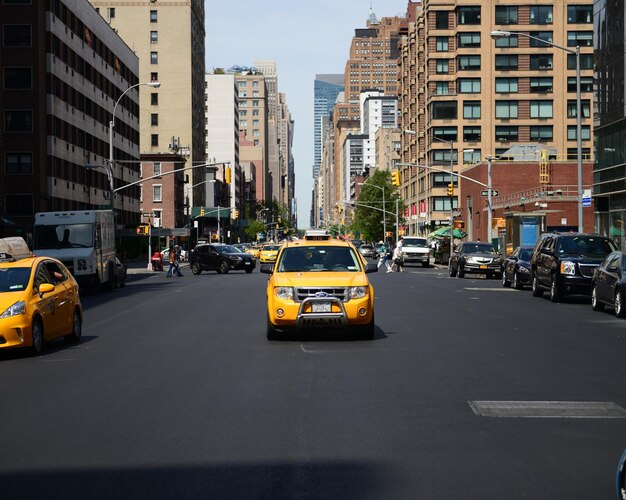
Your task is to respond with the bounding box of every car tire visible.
[245,268,253,274]
[531,272,543,297]
[422,261,429,268]
[513,271,523,290]
[30,318,43,356]
[591,284,604,312]
[219,260,229,274]
[191,262,202,275]
[615,289,626,318]
[502,270,511,287]
[360,312,375,340]
[550,276,562,303]
[449,265,457,277]
[266,313,279,340]
[64,308,82,343]
[457,266,465,279]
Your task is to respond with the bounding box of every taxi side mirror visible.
[365,263,378,273]
[260,264,274,274]
[39,283,55,296]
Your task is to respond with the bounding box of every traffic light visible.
[200,207,205,216]
[391,170,401,186]
[447,182,454,197]
[233,209,239,220]
[454,220,465,229]
[225,167,232,184]
[136,224,149,235]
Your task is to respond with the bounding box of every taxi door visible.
[32,263,64,338]
[44,260,74,335]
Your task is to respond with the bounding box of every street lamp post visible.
[491,30,583,232]
[358,181,386,243]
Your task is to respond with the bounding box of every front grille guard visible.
[296,297,348,328]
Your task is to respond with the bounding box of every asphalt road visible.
[1,261,625,499]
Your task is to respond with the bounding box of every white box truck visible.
[33,210,117,289]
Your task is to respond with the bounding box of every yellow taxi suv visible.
[259,244,281,263]
[261,230,377,340]
[0,237,83,356]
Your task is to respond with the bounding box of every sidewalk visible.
[126,260,189,275]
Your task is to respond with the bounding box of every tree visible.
[352,170,404,242]
[245,220,265,241]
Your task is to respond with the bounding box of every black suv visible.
[189,243,256,274]
[531,233,616,302]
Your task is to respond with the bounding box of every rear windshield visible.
[557,236,616,257]
[0,267,31,292]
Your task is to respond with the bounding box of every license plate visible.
[245,261,251,265]
[480,265,488,269]
[312,302,331,313]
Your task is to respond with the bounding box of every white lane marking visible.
[464,287,517,292]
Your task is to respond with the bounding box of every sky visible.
[205,0,409,228]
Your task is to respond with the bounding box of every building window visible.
[567,100,591,118]
[435,36,448,52]
[457,32,480,48]
[152,185,162,202]
[151,72,158,82]
[238,81,247,88]
[528,31,553,47]
[463,101,481,119]
[495,100,519,119]
[530,77,553,93]
[151,93,158,105]
[433,127,457,142]
[495,126,518,141]
[568,5,592,24]
[108,7,115,19]
[436,59,449,74]
[530,55,553,70]
[530,6,553,24]
[463,126,481,142]
[252,100,259,107]
[431,101,457,119]
[151,113,158,126]
[240,120,247,127]
[567,54,594,70]
[4,110,32,132]
[252,80,259,87]
[433,197,458,211]
[150,10,157,22]
[495,34,518,48]
[495,55,518,70]
[567,31,593,47]
[463,149,481,163]
[435,11,448,29]
[457,6,480,24]
[5,152,32,174]
[3,67,31,89]
[457,55,481,71]
[432,150,457,165]
[150,31,158,43]
[530,100,553,118]
[3,25,31,47]
[153,162,161,176]
[567,125,591,141]
[435,82,449,95]
[530,126,553,141]
[567,148,591,160]
[151,134,158,146]
[568,77,593,93]
[252,119,259,126]
[252,129,260,137]
[495,6,518,24]
[495,78,518,93]
[458,78,481,93]
[4,194,33,216]
[150,52,158,64]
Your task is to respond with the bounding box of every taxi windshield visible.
[0,267,31,292]
[277,246,361,272]
[263,245,281,251]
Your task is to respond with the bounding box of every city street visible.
[1,262,625,499]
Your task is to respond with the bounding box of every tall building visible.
[399,0,595,237]
[89,0,206,209]
[0,0,140,236]
[313,74,344,179]
[593,0,626,248]
[360,91,398,170]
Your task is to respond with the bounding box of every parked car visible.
[358,244,375,258]
[114,257,127,288]
[531,233,616,302]
[401,236,430,267]
[591,251,626,317]
[501,245,534,289]
[189,243,256,274]
[449,241,503,279]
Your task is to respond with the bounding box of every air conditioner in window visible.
[153,218,161,228]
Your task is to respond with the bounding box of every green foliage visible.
[245,220,265,241]
[352,170,405,242]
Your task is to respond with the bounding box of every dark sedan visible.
[501,245,534,289]
[189,243,256,275]
[449,241,503,279]
[591,251,626,318]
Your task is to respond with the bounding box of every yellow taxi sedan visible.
[259,244,281,263]
[260,230,377,340]
[0,237,82,355]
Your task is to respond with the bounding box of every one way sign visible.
[481,190,498,197]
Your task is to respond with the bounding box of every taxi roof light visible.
[304,229,332,241]
[0,237,32,262]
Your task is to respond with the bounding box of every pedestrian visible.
[377,241,393,273]
[392,240,404,272]
[166,245,183,277]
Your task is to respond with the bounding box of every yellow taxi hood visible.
[0,291,27,309]
[271,272,369,288]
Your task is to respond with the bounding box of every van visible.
[401,237,431,267]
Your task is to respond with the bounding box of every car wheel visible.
[266,313,279,340]
[513,272,523,290]
[64,308,82,343]
[30,318,43,356]
[502,270,511,287]
[219,260,229,274]
[245,268,253,274]
[591,284,604,312]
[119,277,126,288]
[191,262,202,275]
[359,312,375,340]
[615,289,626,318]
[550,276,562,303]
[422,261,429,268]
[457,266,465,279]
[531,272,543,297]
[449,264,457,277]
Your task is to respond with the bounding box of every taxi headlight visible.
[560,261,576,276]
[275,287,293,300]
[349,286,368,299]
[0,301,26,319]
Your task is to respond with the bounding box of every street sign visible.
[582,188,592,207]
[481,190,499,197]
